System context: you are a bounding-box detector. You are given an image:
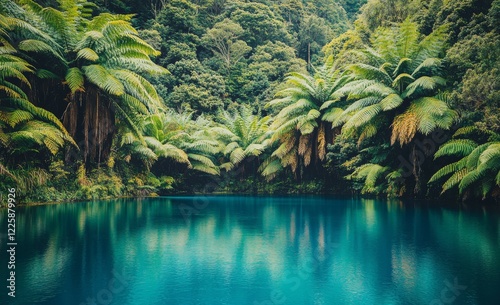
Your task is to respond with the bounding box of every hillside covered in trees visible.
[1,0,499,203]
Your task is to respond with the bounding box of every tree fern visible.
[264,62,348,177]
[0,43,75,160]
[215,106,271,171]
[2,0,167,165]
[429,128,500,198]
[336,20,454,148]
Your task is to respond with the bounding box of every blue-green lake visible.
[1,196,499,305]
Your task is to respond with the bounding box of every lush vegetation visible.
[1,0,499,203]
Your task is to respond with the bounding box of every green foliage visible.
[279,0,304,28]
[298,14,335,64]
[119,111,221,176]
[338,0,368,20]
[429,127,500,199]
[322,29,365,65]
[321,20,459,197]
[332,20,456,147]
[347,163,391,195]
[215,106,272,171]
[2,0,500,203]
[446,31,500,132]
[357,0,423,32]
[0,29,76,188]
[155,0,203,42]
[202,18,251,72]
[1,0,166,167]
[225,1,292,48]
[250,41,306,82]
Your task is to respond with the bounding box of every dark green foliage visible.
[155,0,204,40]
[434,0,493,43]
[338,0,367,20]
[443,0,500,134]
[279,0,304,29]
[165,59,227,112]
[357,0,423,32]
[225,1,292,48]
[308,0,350,33]
[298,14,334,64]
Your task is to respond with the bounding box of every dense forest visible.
[0,0,499,203]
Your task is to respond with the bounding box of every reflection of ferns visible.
[429,127,500,199]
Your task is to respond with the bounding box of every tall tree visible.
[201,18,251,72]
[298,14,334,66]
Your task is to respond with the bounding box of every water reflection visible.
[0,197,499,305]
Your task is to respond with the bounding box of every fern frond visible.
[466,143,491,170]
[411,58,441,77]
[321,107,343,123]
[379,93,403,111]
[349,63,392,84]
[391,111,417,146]
[76,47,99,61]
[442,168,469,193]
[403,76,446,99]
[82,64,124,96]
[65,67,84,93]
[434,139,478,159]
[343,104,382,129]
[478,144,500,165]
[188,153,218,171]
[18,38,65,62]
[428,158,467,184]
[259,158,283,180]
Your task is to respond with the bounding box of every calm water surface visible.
[0,196,499,305]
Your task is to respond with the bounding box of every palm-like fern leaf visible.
[429,128,500,197]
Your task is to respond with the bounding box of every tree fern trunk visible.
[63,86,115,167]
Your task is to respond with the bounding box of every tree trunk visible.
[63,87,115,167]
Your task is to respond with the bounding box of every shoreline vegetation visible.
[1,0,500,205]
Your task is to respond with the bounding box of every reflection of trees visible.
[2,197,499,304]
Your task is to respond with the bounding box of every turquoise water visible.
[0,196,499,305]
